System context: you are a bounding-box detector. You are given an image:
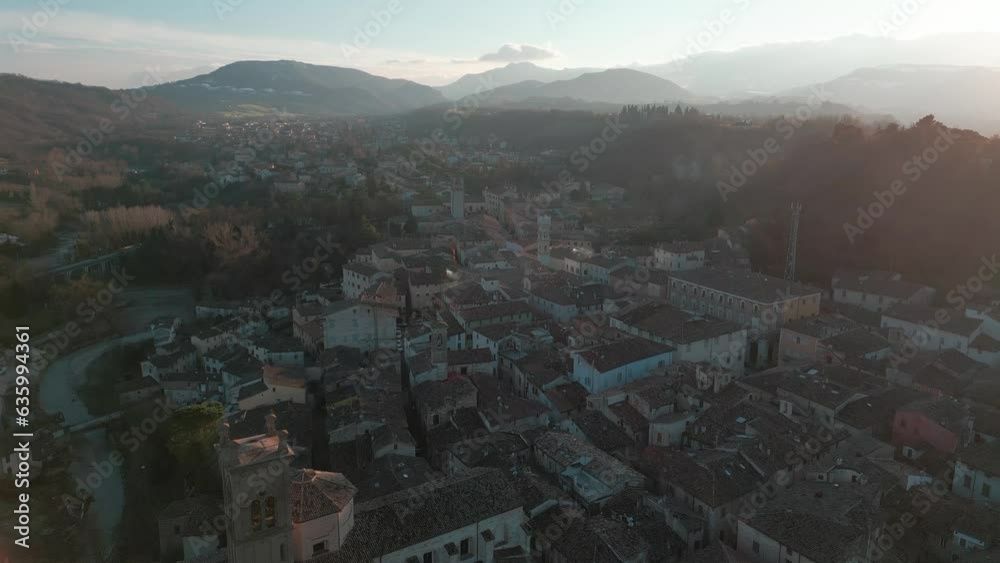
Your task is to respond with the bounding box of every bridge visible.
[40,245,140,281]
[53,411,125,438]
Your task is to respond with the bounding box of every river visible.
[38,333,151,557]
[36,286,194,558]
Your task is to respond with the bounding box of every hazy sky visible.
[3,0,1000,87]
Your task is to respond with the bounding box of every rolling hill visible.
[468,69,694,108]
[438,62,600,99]
[151,60,447,116]
[0,74,183,153]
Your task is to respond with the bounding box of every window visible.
[965,475,973,489]
[753,540,760,554]
[264,496,277,528]
[250,500,262,531]
[423,553,433,563]
[313,542,327,555]
[984,483,992,497]
[460,538,471,556]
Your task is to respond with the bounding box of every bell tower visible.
[217,413,296,563]
[451,177,465,220]
[537,214,552,267]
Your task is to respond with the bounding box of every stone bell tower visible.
[451,177,465,220]
[216,413,296,563]
[537,214,552,267]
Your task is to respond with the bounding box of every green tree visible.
[164,401,224,493]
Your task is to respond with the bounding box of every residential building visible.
[954,441,1000,506]
[669,267,822,331]
[654,242,705,272]
[571,338,673,394]
[532,431,644,508]
[832,270,936,313]
[611,302,748,370]
[322,301,399,353]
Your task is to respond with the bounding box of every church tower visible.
[537,214,552,267]
[217,413,295,563]
[451,177,465,220]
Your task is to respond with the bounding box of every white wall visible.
[572,351,671,394]
[379,507,525,563]
[953,461,1000,505]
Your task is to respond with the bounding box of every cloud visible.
[0,10,490,87]
[478,43,557,62]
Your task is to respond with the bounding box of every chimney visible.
[265,412,278,437]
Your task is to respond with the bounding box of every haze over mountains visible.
[637,33,1000,96]
[436,62,600,99]
[785,65,1000,133]
[462,69,694,108]
[4,32,1000,136]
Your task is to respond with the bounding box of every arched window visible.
[265,496,277,528]
[251,500,262,531]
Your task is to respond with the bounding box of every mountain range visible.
[784,65,1000,132]
[637,33,1000,97]
[436,62,600,99]
[463,69,694,108]
[149,60,445,117]
[8,31,1000,147]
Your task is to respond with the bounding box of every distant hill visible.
[152,60,446,117]
[784,65,1000,133]
[469,69,693,108]
[0,74,182,153]
[438,62,600,99]
[641,33,1000,97]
